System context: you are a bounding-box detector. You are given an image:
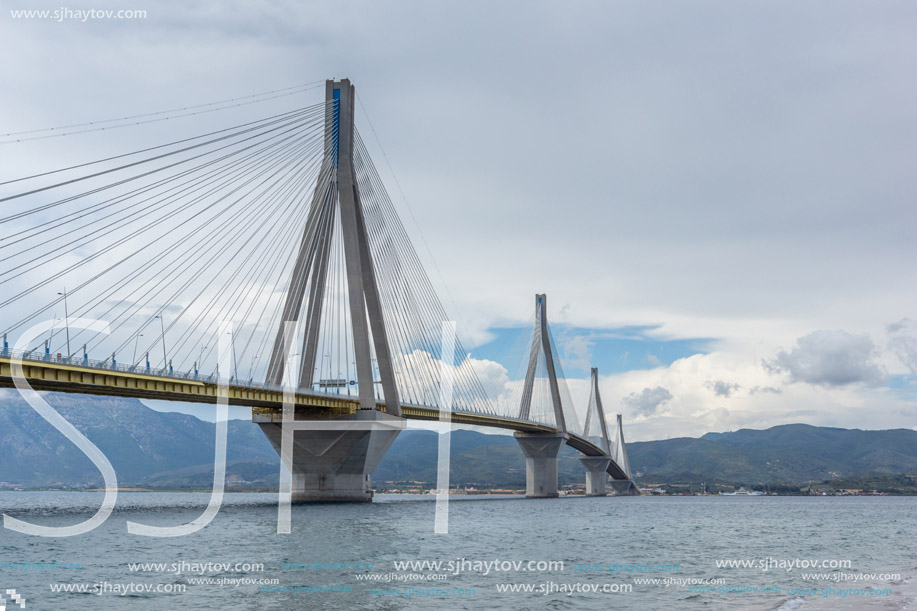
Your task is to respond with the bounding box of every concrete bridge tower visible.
[255,79,403,502]
[514,294,568,497]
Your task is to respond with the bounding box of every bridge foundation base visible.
[611,480,640,496]
[256,410,402,503]
[580,456,611,496]
[514,432,567,498]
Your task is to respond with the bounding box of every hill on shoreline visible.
[0,393,914,488]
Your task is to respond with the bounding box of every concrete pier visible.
[256,410,402,502]
[515,432,567,498]
[611,479,639,496]
[580,456,611,496]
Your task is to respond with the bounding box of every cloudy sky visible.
[1,0,915,440]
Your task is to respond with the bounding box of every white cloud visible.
[622,386,673,417]
[766,330,884,387]
[588,339,917,442]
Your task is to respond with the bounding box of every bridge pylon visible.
[263,79,400,414]
[613,413,632,479]
[515,294,569,498]
[580,367,612,496]
[255,78,403,502]
[610,414,639,495]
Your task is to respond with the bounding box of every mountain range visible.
[0,392,915,488]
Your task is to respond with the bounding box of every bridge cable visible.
[0,81,324,143]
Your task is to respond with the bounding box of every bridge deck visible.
[0,355,631,480]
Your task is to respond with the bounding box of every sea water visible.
[0,492,913,610]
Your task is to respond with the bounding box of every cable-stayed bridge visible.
[0,79,637,501]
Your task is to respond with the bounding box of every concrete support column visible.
[610,480,639,496]
[580,456,611,496]
[256,410,401,502]
[515,432,567,498]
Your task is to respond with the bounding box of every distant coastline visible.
[2,395,915,495]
